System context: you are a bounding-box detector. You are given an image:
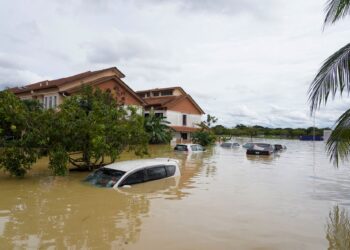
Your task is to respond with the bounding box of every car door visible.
[119,169,146,187]
[145,166,167,182]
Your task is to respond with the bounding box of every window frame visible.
[43,94,58,109]
[182,114,187,126]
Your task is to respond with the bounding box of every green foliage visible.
[0,86,149,176]
[211,124,327,139]
[0,146,37,177]
[192,114,218,146]
[144,109,172,144]
[191,130,216,146]
[308,0,350,166]
[0,91,44,176]
[49,145,69,176]
[53,85,149,169]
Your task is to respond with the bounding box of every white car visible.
[174,144,205,152]
[84,158,180,189]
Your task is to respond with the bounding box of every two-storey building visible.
[9,67,144,109]
[136,87,205,142]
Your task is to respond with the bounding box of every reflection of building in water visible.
[326,205,350,249]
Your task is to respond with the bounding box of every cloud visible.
[131,0,277,19]
[85,34,154,64]
[0,0,349,128]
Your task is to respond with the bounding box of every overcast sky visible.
[1,0,349,128]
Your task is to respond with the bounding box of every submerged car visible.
[274,144,287,151]
[84,158,180,189]
[242,142,255,149]
[174,144,205,152]
[246,143,275,155]
[220,142,240,148]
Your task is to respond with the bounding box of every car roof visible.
[104,158,179,172]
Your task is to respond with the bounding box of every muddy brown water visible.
[1,139,350,249]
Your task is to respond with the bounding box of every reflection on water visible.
[1,140,350,249]
[326,206,350,250]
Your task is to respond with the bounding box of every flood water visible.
[1,138,350,249]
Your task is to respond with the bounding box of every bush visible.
[48,146,69,176]
[192,130,216,146]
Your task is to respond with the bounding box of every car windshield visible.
[84,168,125,188]
[221,143,232,147]
[175,145,188,151]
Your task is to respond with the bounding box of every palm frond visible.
[326,108,350,166]
[324,0,350,26]
[308,43,350,113]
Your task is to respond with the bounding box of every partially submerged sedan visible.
[246,143,275,156]
[174,144,205,152]
[84,158,180,189]
[220,142,240,148]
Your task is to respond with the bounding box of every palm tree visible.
[144,108,173,144]
[308,0,350,166]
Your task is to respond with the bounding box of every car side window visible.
[121,169,145,186]
[190,145,197,151]
[165,165,176,177]
[197,145,203,151]
[146,166,167,181]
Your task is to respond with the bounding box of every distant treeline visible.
[212,124,330,139]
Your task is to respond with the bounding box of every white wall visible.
[164,110,202,127]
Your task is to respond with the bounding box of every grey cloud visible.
[131,0,277,18]
[86,37,154,64]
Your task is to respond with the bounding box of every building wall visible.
[169,97,202,115]
[96,79,143,106]
[165,110,201,127]
[143,110,201,127]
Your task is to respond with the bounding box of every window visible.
[191,145,198,151]
[122,170,145,186]
[182,114,187,126]
[43,95,58,109]
[174,144,188,151]
[165,165,176,177]
[155,113,163,118]
[146,166,167,181]
[84,168,125,188]
[153,91,160,97]
[161,90,173,96]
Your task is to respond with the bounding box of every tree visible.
[51,86,149,171]
[308,0,350,166]
[192,114,217,146]
[144,108,172,144]
[0,91,47,176]
[0,87,149,176]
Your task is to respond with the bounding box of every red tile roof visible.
[170,126,200,132]
[9,67,124,94]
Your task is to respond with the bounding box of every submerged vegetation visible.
[0,86,148,177]
[308,0,350,166]
[192,115,217,146]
